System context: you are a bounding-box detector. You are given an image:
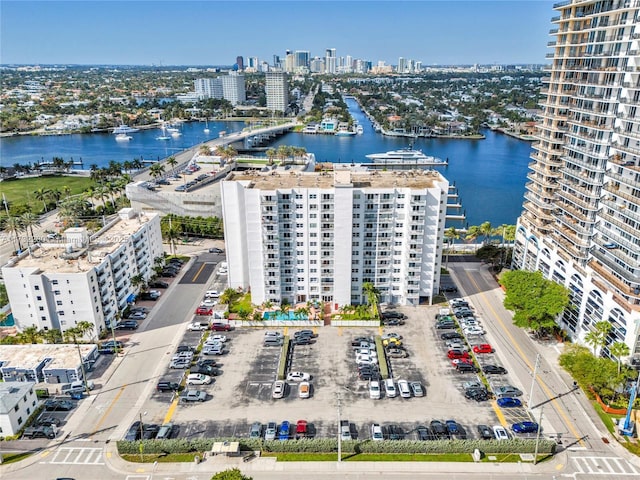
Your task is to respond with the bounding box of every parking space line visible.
[283,326,289,335]
[462,270,586,448]
[491,400,509,428]
[163,395,180,425]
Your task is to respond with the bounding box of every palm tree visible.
[40,328,63,344]
[149,162,166,181]
[18,325,41,344]
[198,146,211,157]
[266,148,276,165]
[130,274,146,292]
[464,225,482,246]
[444,226,461,267]
[584,321,612,356]
[610,341,630,374]
[479,221,493,245]
[75,320,95,342]
[362,282,380,319]
[294,307,310,319]
[20,212,40,245]
[163,224,181,255]
[166,156,178,175]
[34,187,51,212]
[4,216,24,252]
[220,288,237,306]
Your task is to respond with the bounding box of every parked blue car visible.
[278,420,290,440]
[511,421,539,434]
[497,397,522,408]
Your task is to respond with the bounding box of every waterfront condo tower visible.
[265,71,289,113]
[513,0,640,357]
[221,168,449,307]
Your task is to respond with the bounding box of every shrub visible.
[116,438,556,456]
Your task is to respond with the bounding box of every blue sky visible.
[1,1,556,66]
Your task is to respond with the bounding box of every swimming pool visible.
[262,311,308,321]
[0,313,15,327]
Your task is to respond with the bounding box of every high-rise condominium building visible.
[221,72,246,106]
[221,168,450,307]
[1,209,163,337]
[265,71,289,113]
[194,78,223,99]
[325,48,337,74]
[513,0,640,356]
[236,56,244,71]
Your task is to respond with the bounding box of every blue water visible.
[0,313,15,327]
[0,121,246,168]
[0,99,532,226]
[263,311,308,321]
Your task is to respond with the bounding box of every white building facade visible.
[513,0,640,357]
[221,169,449,307]
[194,78,223,100]
[221,72,246,106]
[0,382,38,437]
[265,72,289,113]
[2,209,163,337]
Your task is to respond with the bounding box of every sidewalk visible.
[102,441,567,477]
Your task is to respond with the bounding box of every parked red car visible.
[447,349,470,360]
[195,306,213,315]
[472,344,494,354]
[451,357,474,367]
[211,323,231,331]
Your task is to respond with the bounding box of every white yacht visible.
[115,133,132,141]
[366,147,447,167]
[112,125,139,134]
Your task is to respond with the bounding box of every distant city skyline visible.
[1,1,555,66]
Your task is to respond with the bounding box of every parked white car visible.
[371,423,383,441]
[493,425,509,440]
[201,299,217,307]
[397,379,411,398]
[369,380,381,399]
[186,373,212,385]
[463,326,486,336]
[384,379,397,398]
[272,380,286,399]
[286,371,311,382]
[209,334,227,343]
[187,322,208,331]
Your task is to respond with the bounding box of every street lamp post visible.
[533,404,545,465]
[139,412,146,461]
[337,393,342,463]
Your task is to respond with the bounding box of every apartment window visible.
[51,280,58,285]
[296,213,303,219]
[310,194,317,199]
[56,300,63,306]
[58,311,65,316]
[36,296,42,301]
[53,290,60,295]
[296,242,304,246]
[17,417,23,425]
[14,405,19,412]
[34,285,40,290]
[39,306,44,311]
[41,316,46,321]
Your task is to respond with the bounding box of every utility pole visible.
[529,353,540,408]
[337,392,342,463]
[533,404,544,464]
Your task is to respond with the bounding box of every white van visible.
[205,290,219,299]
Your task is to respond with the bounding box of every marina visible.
[0,99,532,226]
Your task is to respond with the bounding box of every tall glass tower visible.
[513,0,640,357]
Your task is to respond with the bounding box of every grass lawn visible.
[0,451,33,464]
[121,452,202,463]
[230,292,252,314]
[262,452,542,462]
[0,175,94,213]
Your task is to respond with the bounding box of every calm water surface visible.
[0,99,532,226]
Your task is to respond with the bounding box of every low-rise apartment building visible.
[1,208,163,337]
[0,382,39,437]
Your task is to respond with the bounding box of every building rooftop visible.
[0,344,97,372]
[5,210,158,274]
[225,167,444,190]
[0,381,36,414]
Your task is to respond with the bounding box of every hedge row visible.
[117,438,556,455]
[277,336,290,380]
[375,336,389,380]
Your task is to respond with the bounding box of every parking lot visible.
[133,289,542,442]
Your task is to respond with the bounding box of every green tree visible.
[499,270,569,335]
[479,221,493,244]
[166,156,178,175]
[4,216,24,252]
[610,341,631,375]
[210,468,253,480]
[20,211,41,246]
[18,325,41,344]
[40,328,63,344]
[220,288,238,306]
[0,282,8,306]
[584,320,613,356]
[362,282,380,319]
